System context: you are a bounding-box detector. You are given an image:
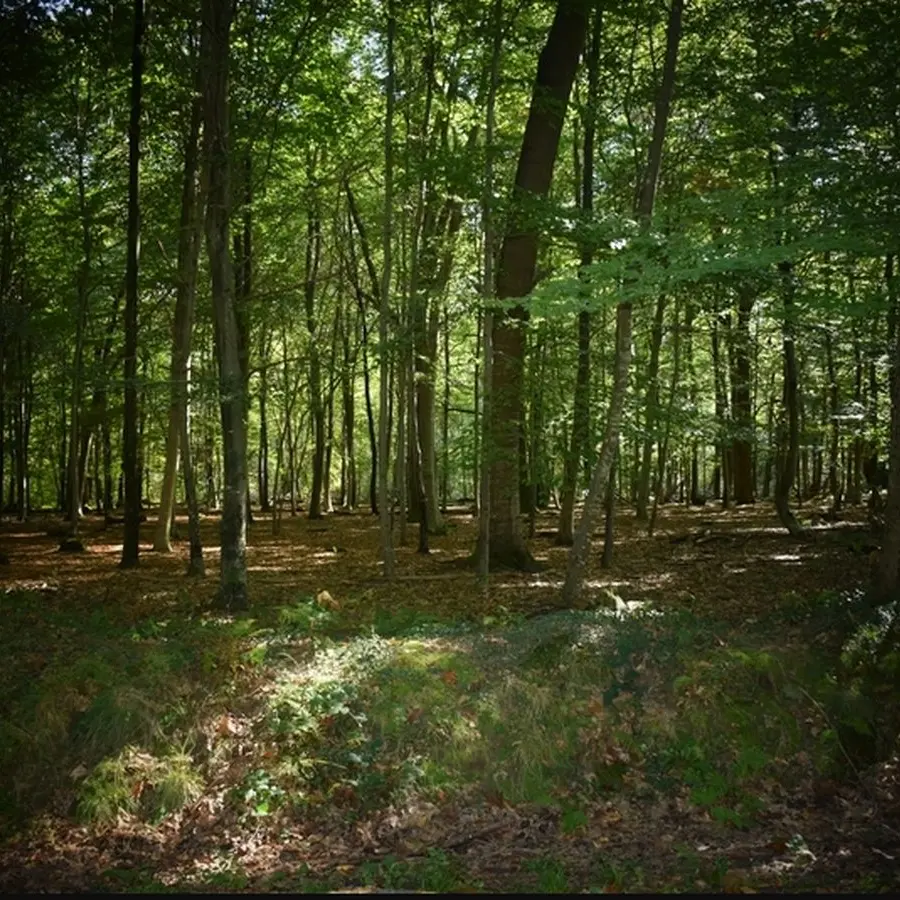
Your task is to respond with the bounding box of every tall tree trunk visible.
[304,193,325,520]
[203,0,248,609]
[874,254,899,602]
[121,0,144,568]
[774,258,804,536]
[379,2,396,576]
[155,67,201,552]
[649,300,683,534]
[711,309,731,508]
[558,4,601,546]
[636,292,667,519]
[730,283,755,504]
[477,0,503,585]
[485,0,588,571]
[563,0,683,606]
[258,333,270,512]
[181,356,205,577]
[826,327,842,512]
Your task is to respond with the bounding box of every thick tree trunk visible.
[563,0,683,606]
[203,0,248,609]
[121,0,144,568]
[485,0,588,571]
[155,73,201,552]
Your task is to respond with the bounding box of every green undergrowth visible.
[2,585,897,890]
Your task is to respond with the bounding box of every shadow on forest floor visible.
[0,503,897,893]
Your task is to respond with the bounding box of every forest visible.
[1,0,899,892]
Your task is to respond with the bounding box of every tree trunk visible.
[636,292,667,520]
[258,333,270,512]
[121,0,144,568]
[873,254,900,603]
[773,259,804,536]
[379,2,396,577]
[485,0,588,571]
[202,0,248,609]
[155,66,201,551]
[181,358,205,577]
[730,283,755,504]
[558,4,601,545]
[563,0,683,607]
[304,194,325,520]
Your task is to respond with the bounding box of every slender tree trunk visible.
[649,300,682,534]
[711,310,731,508]
[731,283,755,504]
[476,0,503,585]
[774,258,804,536]
[826,327,842,512]
[636,292,667,520]
[258,336,270,512]
[121,0,144,568]
[873,254,900,603]
[304,194,325,520]
[379,2,396,577]
[181,356,204,577]
[558,5,601,545]
[155,69,201,551]
[563,0,683,606]
[485,0,588,571]
[203,0,248,609]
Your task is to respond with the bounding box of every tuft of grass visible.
[76,745,203,825]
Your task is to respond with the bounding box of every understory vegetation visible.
[1,512,898,892]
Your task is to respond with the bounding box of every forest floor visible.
[0,502,898,893]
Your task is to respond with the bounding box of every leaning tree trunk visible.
[121,0,144,568]
[484,0,588,571]
[558,4,601,546]
[154,67,201,552]
[203,0,248,609]
[563,0,683,607]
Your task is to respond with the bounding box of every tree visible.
[202,0,248,610]
[563,0,684,606]
[121,0,144,568]
[483,0,589,571]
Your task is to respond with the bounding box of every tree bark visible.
[379,2,396,577]
[202,0,249,609]
[304,190,325,520]
[485,0,588,571]
[121,0,144,568]
[558,4,601,545]
[155,63,202,552]
[636,292,667,519]
[730,283,755,504]
[874,254,899,602]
